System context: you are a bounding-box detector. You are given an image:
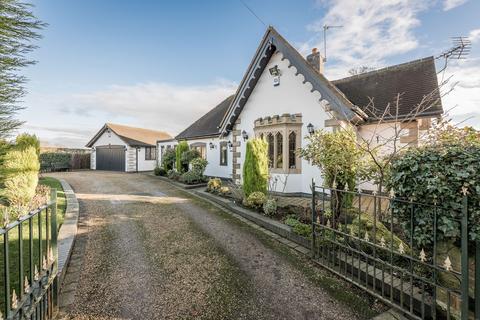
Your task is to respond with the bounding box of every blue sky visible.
[20,0,480,147]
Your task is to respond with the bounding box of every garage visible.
[95,145,125,171]
[86,123,172,172]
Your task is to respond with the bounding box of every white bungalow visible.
[87,123,171,172]
[158,26,443,194]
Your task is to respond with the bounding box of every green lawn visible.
[0,177,66,314]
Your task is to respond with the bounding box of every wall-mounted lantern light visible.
[269,65,281,87]
[209,142,215,150]
[307,123,315,135]
[241,130,249,141]
[227,141,233,150]
[269,65,280,76]
[107,128,111,138]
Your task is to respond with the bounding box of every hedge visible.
[0,146,40,206]
[39,152,71,171]
[388,144,480,246]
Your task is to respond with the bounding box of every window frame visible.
[145,146,156,161]
[219,141,228,166]
[254,114,302,174]
[190,142,207,160]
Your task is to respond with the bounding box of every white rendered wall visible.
[157,138,232,179]
[188,137,232,179]
[235,51,332,194]
[157,141,177,169]
[135,147,156,172]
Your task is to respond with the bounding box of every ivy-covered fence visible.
[311,183,477,320]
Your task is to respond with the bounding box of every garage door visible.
[96,145,126,171]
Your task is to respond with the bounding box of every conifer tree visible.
[0,0,44,139]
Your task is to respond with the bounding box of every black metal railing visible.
[1,189,58,319]
[311,181,478,320]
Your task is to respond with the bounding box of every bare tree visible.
[348,66,375,76]
[328,75,456,196]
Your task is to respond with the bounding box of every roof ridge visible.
[332,56,435,84]
[175,95,234,140]
[106,122,170,134]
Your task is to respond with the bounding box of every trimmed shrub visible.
[154,166,166,176]
[175,141,189,173]
[162,148,176,171]
[191,158,208,175]
[219,186,231,196]
[242,138,268,197]
[0,146,40,207]
[263,198,277,216]
[167,169,181,181]
[180,171,204,185]
[284,215,312,239]
[243,191,266,210]
[207,178,222,192]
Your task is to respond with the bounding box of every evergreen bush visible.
[180,170,204,185]
[154,166,166,176]
[39,152,72,171]
[388,143,480,246]
[242,191,266,210]
[242,138,268,197]
[162,148,176,170]
[0,146,40,207]
[167,169,180,181]
[16,133,40,157]
[263,198,277,216]
[191,158,208,176]
[207,178,222,193]
[175,141,189,173]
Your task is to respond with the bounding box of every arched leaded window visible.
[253,113,302,174]
[275,132,283,169]
[288,131,296,169]
[267,133,274,168]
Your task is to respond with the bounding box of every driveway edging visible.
[57,178,79,287]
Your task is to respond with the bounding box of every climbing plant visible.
[388,125,480,246]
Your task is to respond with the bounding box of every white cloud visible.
[21,80,236,147]
[469,28,480,43]
[443,0,468,11]
[441,57,480,126]
[302,0,432,79]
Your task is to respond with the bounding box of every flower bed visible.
[205,178,313,241]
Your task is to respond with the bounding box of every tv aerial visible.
[436,36,471,73]
[323,24,343,62]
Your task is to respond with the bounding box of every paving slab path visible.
[52,171,377,320]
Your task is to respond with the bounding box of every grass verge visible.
[39,176,66,228]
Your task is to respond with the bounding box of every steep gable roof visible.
[175,95,234,140]
[333,57,443,121]
[218,26,363,134]
[86,123,172,147]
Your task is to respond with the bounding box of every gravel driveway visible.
[51,171,378,320]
